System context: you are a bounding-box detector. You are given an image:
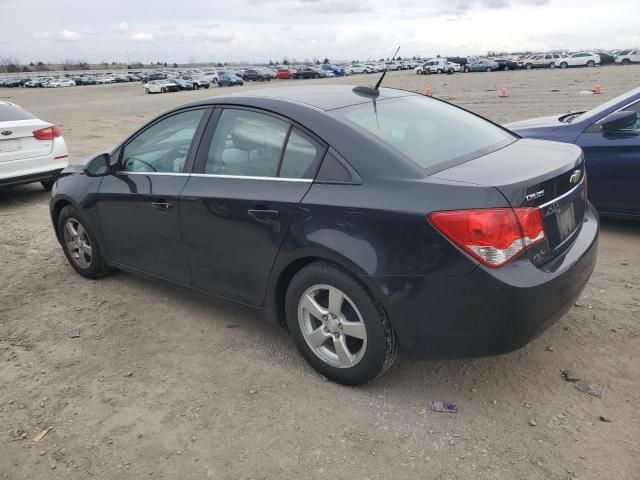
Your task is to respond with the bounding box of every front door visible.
[179,107,325,305]
[578,100,640,216]
[97,107,210,283]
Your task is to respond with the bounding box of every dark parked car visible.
[242,69,270,81]
[493,58,518,71]
[507,86,640,219]
[218,74,244,87]
[294,67,320,79]
[49,85,598,385]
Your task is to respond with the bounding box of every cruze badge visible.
[569,169,582,185]
[526,190,545,202]
[1,130,12,136]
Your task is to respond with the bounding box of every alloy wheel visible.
[298,284,367,368]
[63,218,92,269]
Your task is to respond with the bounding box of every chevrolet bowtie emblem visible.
[569,169,582,185]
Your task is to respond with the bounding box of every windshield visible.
[333,96,515,172]
[0,103,36,122]
[572,86,640,124]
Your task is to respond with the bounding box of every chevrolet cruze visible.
[49,86,599,385]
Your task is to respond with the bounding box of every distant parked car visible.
[321,64,345,76]
[144,80,178,93]
[507,86,640,218]
[179,75,210,90]
[171,77,194,91]
[463,59,500,72]
[615,49,640,65]
[522,53,564,69]
[350,64,366,74]
[416,58,450,74]
[218,74,244,87]
[242,69,271,81]
[48,79,76,88]
[276,68,295,79]
[363,64,380,73]
[555,52,600,69]
[293,67,320,79]
[447,62,462,72]
[0,100,68,190]
[493,58,518,71]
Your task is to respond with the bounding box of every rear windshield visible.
[333,96,515,172]
[0,103,36,122]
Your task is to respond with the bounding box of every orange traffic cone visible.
[499,82,508,98]
[594,81,602,94]
[425,79,432,97]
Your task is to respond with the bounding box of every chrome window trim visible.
[119,171,312,182]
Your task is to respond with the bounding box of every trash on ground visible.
[428,401,458,413]
[528,419,537,426]
[598,415,612,422]
[562,369,580,382]
[575,380,605,397]
[579,90,594,95]
[68,329,80,338]
[32,427,52,442]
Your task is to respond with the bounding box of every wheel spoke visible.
[302,293,327,320]
[66,241,77,252]
[341,321,366,340]
[328,286,344,316]
[333,336,354,367]
[76,223,85,239]
[79,241,92,256]
[306,326,329,349]
[65,221,77,238]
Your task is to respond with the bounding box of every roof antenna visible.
[353,46,400,98]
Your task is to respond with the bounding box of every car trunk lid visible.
[432,138,587,266]
[0,119,54,162]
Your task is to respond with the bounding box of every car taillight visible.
[428,208,545,268]
[33,126,61,141]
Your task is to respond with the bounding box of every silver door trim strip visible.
[118,171,313,182]
[538,176,585,208]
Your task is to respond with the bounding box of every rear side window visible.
[280,129,321,179]
[0,103,36,122]
[333,96,515,173]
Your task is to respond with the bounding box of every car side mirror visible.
[84,153,111,176]
[600,110,637,132]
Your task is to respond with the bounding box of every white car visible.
[615,49,640,65]
[144,80,179,93]
[555,52,600,68]
[47,79,76,88]
[350,64,366,74]
[447,62,461,72]
[0,101,69,190]
[415,58,450,74]
[363,64,379,73]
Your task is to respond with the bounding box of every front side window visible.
[333,95,515,173]
[121,109,205,173]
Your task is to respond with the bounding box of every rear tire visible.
[285,261,398,385]
[621,59,630,65]
[587,60,595,67]
[193,83,200,90]
[549,62,556,69]
[57,206,111,279]
[525,63,533,69]
[560,62,568,69]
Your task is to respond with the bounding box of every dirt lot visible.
[1,67,639,480]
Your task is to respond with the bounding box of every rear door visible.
[97,107,210,283]
[179,107,325,305]
[577,99,640,216]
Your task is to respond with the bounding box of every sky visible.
[1,0,639,64]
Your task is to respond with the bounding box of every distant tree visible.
[29,62,35,66]
[216,62,223,67]
[379,58,384,62]
[22,66,30,72]
[36,61,48,71]
[268,60,274,66]
[173,62,178,68]
[315,59,320,65]
[282,58,289,66]
[163,62,168,67]
[0,57,21,73]
[322,58,330,64]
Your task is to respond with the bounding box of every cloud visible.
[32,31,50,40]
[56,30,82,42]
[117,22,129,32]
[131,32,154,42]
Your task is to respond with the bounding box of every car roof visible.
[188,85,418,112]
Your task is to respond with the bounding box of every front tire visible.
[193,83,200,90]
[285,261,398,385]
[621,59,630,65]
[57,206,111,279]
[587,60,595,67]
[560,62,568,69]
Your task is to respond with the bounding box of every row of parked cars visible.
[412,49,640,75]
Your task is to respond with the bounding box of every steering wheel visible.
[123,156,157,172]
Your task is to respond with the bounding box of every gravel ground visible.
[1,66,639,480]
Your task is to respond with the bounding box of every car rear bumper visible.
[367,202,599,359]
[0,167,65,187]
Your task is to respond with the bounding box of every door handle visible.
[247,209,279,221]
[152,200,174,211]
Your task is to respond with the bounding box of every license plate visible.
[556,203,576,240]
[0,139,21,153]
